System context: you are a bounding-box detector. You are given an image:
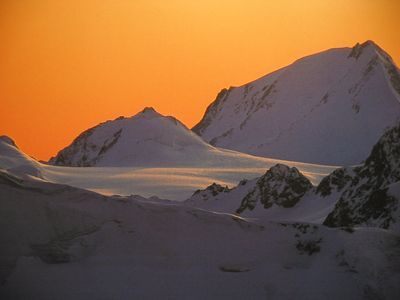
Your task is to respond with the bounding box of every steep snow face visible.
[193,41,400,165]
[323,122,400,230]
[49,107,218,167]
[1,170,400,299]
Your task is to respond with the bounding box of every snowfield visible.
[0,135,336,200]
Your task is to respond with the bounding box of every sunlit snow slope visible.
[193,41,400,165]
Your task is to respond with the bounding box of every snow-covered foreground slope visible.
[193,41,400,165]
[0,136,336,200]
[1,170,399,299]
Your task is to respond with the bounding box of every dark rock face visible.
[316,168,353,197]
[237,164,312,214]
[191,183,231,199]
[192,88,232,136]
[323,123,400,229]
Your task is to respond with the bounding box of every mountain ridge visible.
[193,40,400,165]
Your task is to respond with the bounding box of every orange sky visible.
[1,0,399,160]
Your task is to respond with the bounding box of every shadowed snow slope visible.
[1,170,399,299]
[193,41,400,165]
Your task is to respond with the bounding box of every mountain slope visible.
[193,41,400,165]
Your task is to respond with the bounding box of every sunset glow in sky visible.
[1,0,399,160]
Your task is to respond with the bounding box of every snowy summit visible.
[49,107,216,167]
[193,41,400,165]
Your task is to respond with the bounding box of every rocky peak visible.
[142,106,156,113]
[266,164,302,179]
[348,40,379,60]
[140,107,159,116]
[190,183,231,201]
[135,107,164,120]
[236,164,313,213]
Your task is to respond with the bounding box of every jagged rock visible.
[323,123,400,229]
[237,164,312,213]
[192,183,230,199]
[316,168,354,197]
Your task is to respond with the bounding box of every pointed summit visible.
[134,107,162,119]
[141,106,157,114]
[348,40,382,59]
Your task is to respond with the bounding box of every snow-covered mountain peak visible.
[267,163,301,178]
[49,107,214,167]
[137,106,162,118]
[348,40,379,59]
[193,41,400,165]
[49,107,285,168]
[236,164,313,213]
